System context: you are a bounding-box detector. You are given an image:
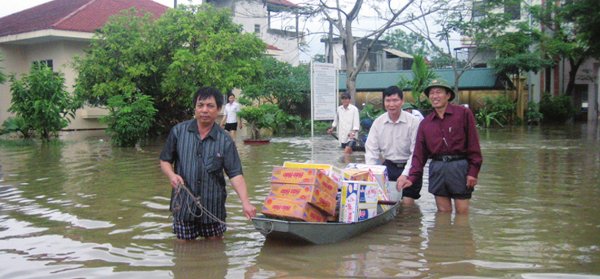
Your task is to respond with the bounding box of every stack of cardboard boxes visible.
[261,162,390,223]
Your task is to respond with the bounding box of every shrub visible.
[238,104,285,140]
[1,116,32,138]
[102,92,157,147]
[539,93,575,123]
[526,101,543,125]
[8,64,79,140]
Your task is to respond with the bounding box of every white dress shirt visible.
[223,102,241,124]
[331,104,360,144]
[364,111,421,176]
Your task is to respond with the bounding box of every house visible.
[0,0,307,131]
[206,0,304,66]
[0,0,169,130]
[321,37,414,72]
[464,0,599,121]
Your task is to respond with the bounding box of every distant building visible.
[321,37,414,72]
[462,0,598,120]
[0,0,306,131]
[207,0,304,66]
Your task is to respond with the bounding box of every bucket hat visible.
[424,79,455,101]
[402,103,417,110]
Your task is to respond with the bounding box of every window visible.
[254,24,260,34]
[504,1,521,20]
[32,59,53,71]
[472,0,487,19]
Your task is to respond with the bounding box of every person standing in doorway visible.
[220,93,242,138]
[364,86,422,206]
[398,79,483,214]
[328,92,361,154]
[160,87,256,240]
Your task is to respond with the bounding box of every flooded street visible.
[0,124,599,278]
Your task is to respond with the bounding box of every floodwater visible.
[0,124,599,278]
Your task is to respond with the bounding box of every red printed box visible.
[269,167,338,216]
[261,194,327,222]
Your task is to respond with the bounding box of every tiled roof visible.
[0,0,168,37]
[339,68,512,91]
[267,0,299,8]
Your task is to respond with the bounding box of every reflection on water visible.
[0,125,599,278]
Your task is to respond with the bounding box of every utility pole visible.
[327,21,333,63]
[174,0,177,8]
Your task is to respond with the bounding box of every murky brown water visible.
[0,124,599,278]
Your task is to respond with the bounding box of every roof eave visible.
[0,29,93,45]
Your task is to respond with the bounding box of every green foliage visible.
[526,101,543,125]
[241,57,310,117]
[397,54,436,110]
[0,52,6,85]
[539,93,575,123]
[8,64,79,140]
[384,29,432,56]
[102,92,157,147]
[488,24,553,75]
[476,107,504,128]
[475,96,516,128]
[359,103,384,122]
[1,116,31,138]
[563,0,600,58]
[74,5,266,135]
[238,104,286,140]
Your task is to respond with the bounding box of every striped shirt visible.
[160,119,243,223]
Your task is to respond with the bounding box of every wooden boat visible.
[252,201,400,245]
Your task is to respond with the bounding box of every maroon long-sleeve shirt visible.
[408,104,483,183]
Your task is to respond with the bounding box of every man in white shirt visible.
[220,93,242,138]
[328,92,361,154]
[365,86,422,206]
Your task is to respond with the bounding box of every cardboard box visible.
[339,181,381,223]
[358,203,378,221]
[261,194,327,222]
[270,183,337,216]
[344,163,389,196]
[342,169,370,181]
[283,161,333,173]
[269,167,338,216]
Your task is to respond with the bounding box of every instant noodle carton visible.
[268,167,338,216]
[339,181,381,223]
[344,163,388,189]
[261,193,327,222]
[342,168,370,181]
[282,161,333,174]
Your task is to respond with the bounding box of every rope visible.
[172,182,227,225]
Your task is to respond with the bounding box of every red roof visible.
[0,0,168,37]
[267,0,299,8]
[267,44,282,51]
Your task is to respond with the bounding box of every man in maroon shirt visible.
[397,79,482,214]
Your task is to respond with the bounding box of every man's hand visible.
[169,174,185,189]
[397,175,413,191]
[242,201,257,220]
[327,127,334,134]
[466,175,477,189]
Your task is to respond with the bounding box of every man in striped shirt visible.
[160,87,256,240]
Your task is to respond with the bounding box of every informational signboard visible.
[311,62,337,121]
